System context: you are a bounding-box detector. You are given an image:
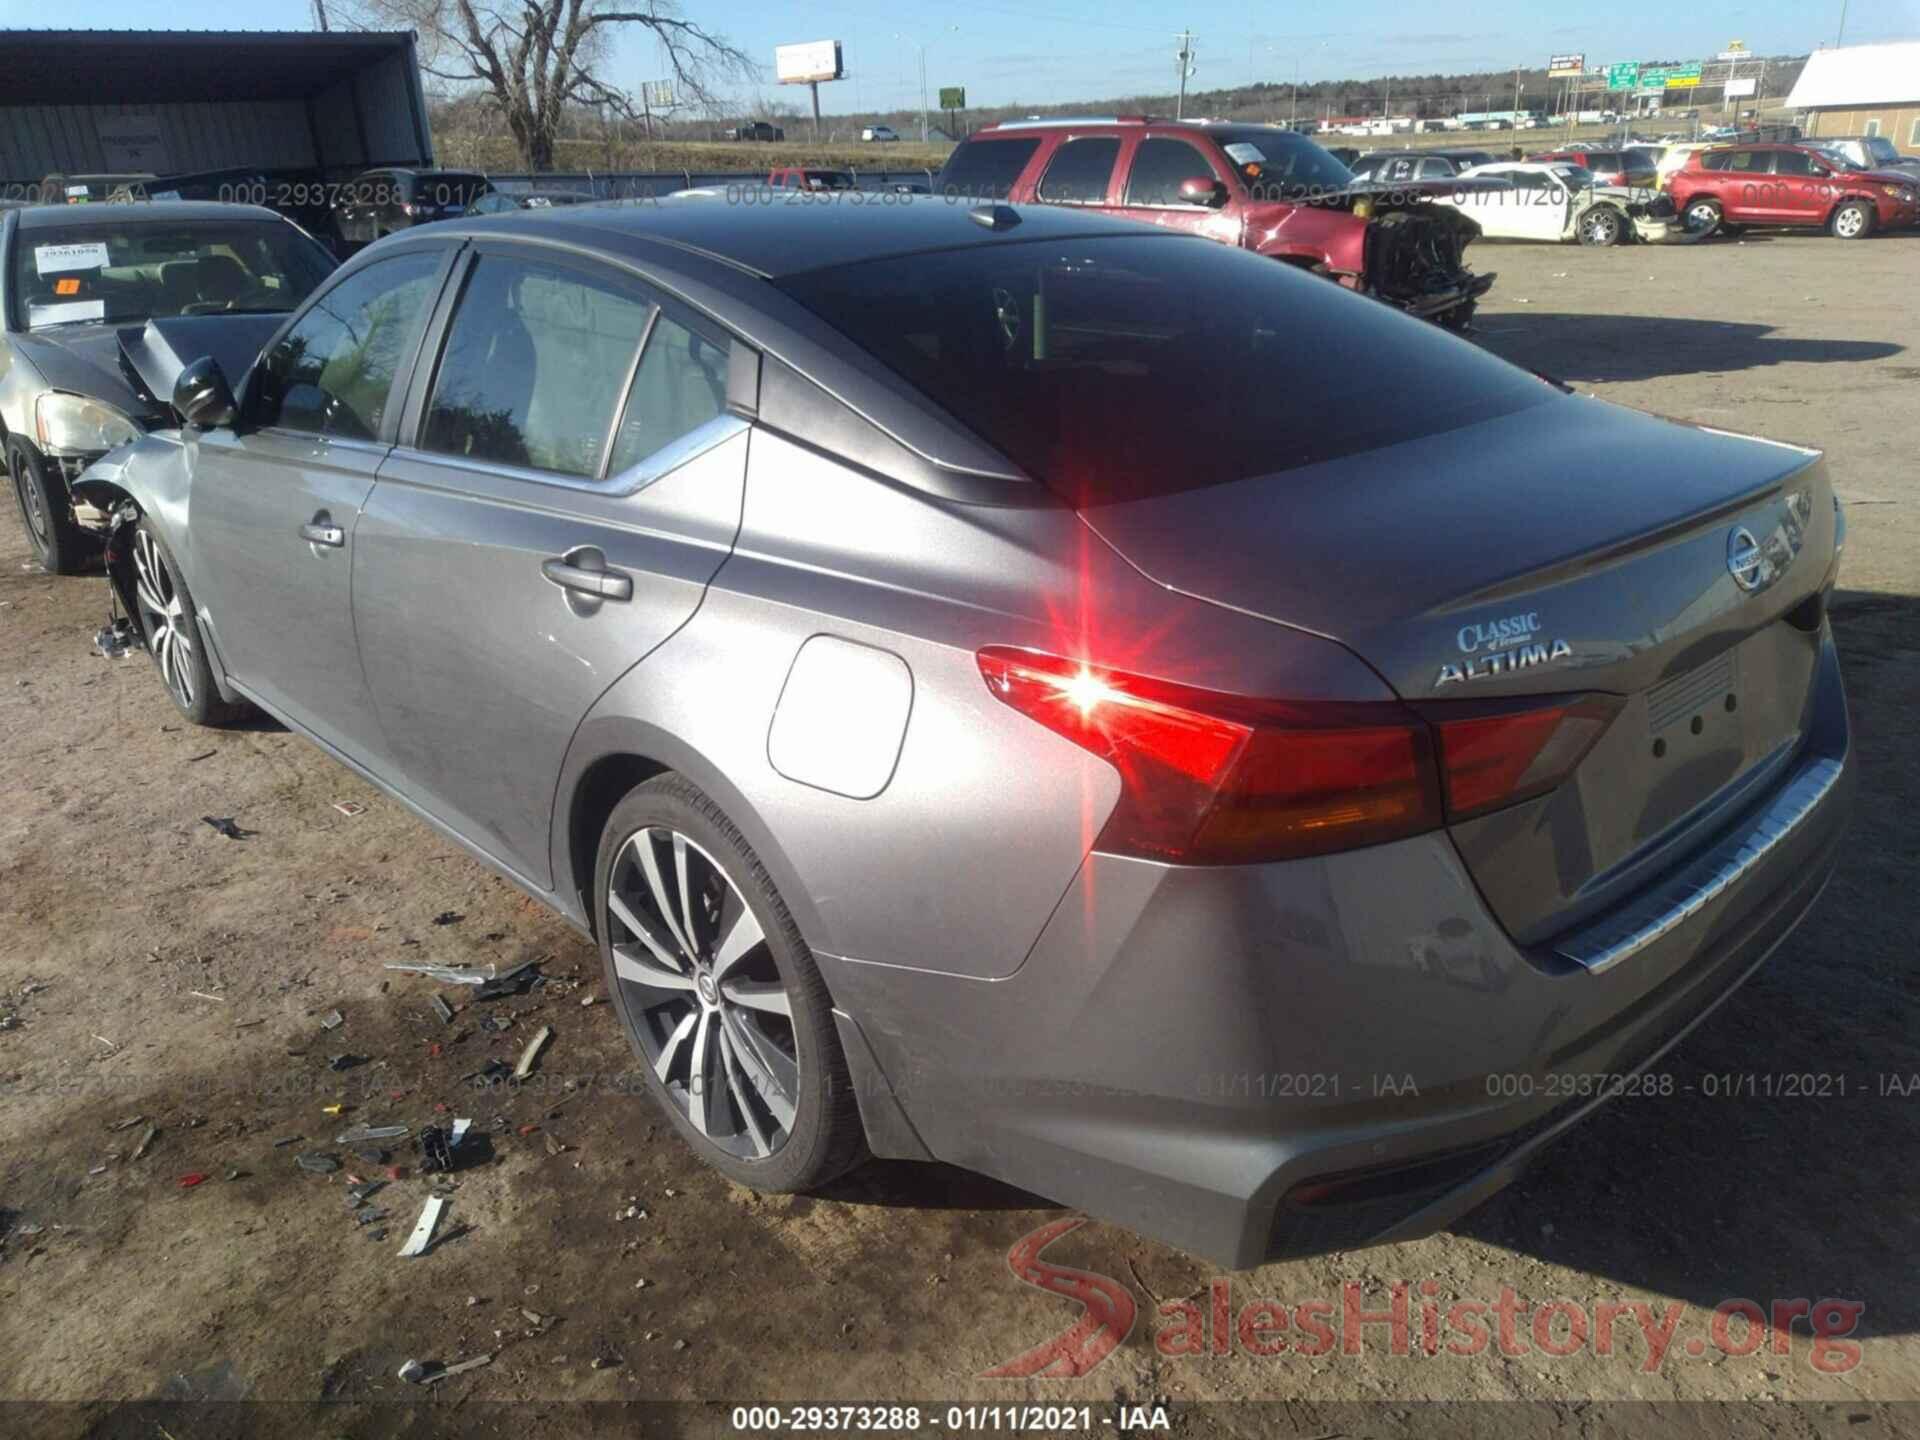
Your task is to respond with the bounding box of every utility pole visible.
[1837,0,1849,44]
[1175,31,1195,119]
[312,0,329,31]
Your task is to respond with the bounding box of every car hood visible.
[13,313,286,426]
[10,323,164,424]
[1855,168,1918,186]
[117,314,286,415]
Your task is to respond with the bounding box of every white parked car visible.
[862,124,901,142]
[1445,162,1676,246]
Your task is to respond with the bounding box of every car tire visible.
[1577,207,1625,246]
[1829,201,1873,240]
[595,773,867,1193]
[127,516,248,727]
[1436,301,1477,333]
[1682,198,1722,237]
[8,438,98,575]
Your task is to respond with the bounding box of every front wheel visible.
[595,774,866,1192]
[1830,201,1873,240]
[8,438,97,574]
[128,518,248,727]
[1577,206,1625,246]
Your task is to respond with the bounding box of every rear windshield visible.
[11,219,336,331]
[936,138,1041,200]
[776,233,1553,505]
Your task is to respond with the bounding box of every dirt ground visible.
[2,227,1917,1438]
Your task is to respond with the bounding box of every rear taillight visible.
[1425,696,1621,820]
[977,647,1441,864]
[978,648,1621,864]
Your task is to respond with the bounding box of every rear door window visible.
[937,138,1041,200]
[607,313,731,476]
[1037,137,1122,204]
[1772,149,1817,176]
[421,253,653,479]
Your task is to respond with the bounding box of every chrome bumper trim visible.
[1556,755,1845,974]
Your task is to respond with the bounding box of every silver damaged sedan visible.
[76,195,1853,1267]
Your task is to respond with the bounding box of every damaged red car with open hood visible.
[937,117,1496,327]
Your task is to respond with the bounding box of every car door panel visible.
[354,428,748,885]
[349,245,747,885]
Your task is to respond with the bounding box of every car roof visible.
[450,190,1180,278]
[16,200,290,229]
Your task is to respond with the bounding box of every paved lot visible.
[1,227,1916,1433]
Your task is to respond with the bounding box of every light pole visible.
[895,27,957,144]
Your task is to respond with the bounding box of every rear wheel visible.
[1577,206,1626,246]
[1682,198,1722,237]
[595,774,865,1192]
[8,438,97,574]
[1830,201,1873,240]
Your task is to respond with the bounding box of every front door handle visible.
[542,554,632,601]
[301,518,345,547]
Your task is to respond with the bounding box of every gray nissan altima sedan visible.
[75,194,1853,1267]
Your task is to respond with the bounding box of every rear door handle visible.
[542,555,632,601]
[301,519,345,547]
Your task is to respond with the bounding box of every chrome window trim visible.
[1555,754,1845,974]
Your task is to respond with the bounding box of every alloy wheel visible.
[1685,202,1719,234]
[132,529,195,708]
[1834,206,1866,239]
[1581,210,1620,245]
[606,826,798,1160]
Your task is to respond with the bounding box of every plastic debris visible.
[94,619,139,659]
[296,1152,341,1174]
[432,911,463,926]
[450,1118,472,1149]
[397,1194,446,1258]
[327,1054,364,1072]
[417,1126,453,1174]
[513,1026,553,1081]
[384,960,497,986]
[131,1125,158,1160]
[336,1124,408,1146]
[321,1010,345,1030]
[109,1115,147,1132]
[177,1173,209,1188]
[431,995,455,1025]
[474,960,541,1000]
[201,816,249,840]
[397,1358,429,1384]
[331,801,367,817]
[272,1135,304,1148]
[322,1104,344,1117]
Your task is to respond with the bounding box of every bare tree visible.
[349,0,752,170]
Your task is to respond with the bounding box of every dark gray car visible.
[1,202,335,571]
[74,196,1854,1266]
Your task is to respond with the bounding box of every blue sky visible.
[9,0,1917,113]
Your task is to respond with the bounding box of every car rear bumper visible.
[821,631,1853,1267]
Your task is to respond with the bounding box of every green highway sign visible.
[1640,66,1670,87]
[1607,62,1639,90]
[939,86,966,110]
[1665,62,1703,89]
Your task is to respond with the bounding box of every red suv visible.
[937,117,1493,326]
[1527,148,1656,189]
[1667,143,1917,238]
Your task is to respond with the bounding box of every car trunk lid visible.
[1077,395,1837,941]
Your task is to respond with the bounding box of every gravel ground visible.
[1,227,1915,1438]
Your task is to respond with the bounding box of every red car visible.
[1667,143,1917,239]
[1527,147,1656,189]
[937,117,1494,327]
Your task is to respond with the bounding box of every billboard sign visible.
[775,40,844,85]
[1607,62,1640,90]
[1547,53,1585,78]
[1725,77,1757,98]
[939,86,966,111]
[640,81,674,109]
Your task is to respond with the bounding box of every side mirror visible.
[1177,176,1228,208]
[173,355,236,430]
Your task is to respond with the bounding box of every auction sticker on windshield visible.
[1223,142,1267,165]
[35,243,110,276]
[28,299,106,326]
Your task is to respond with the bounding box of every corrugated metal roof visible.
[1785,41,1920,109]
[0,30,417,105]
